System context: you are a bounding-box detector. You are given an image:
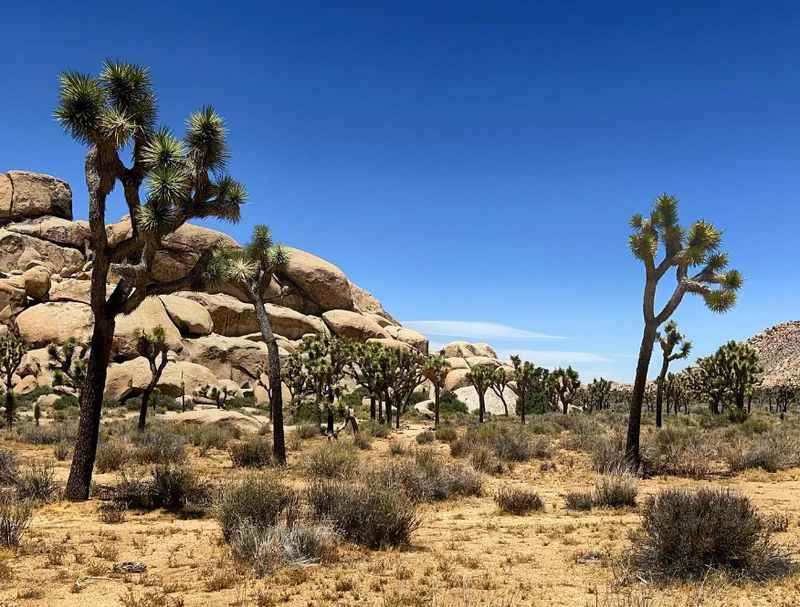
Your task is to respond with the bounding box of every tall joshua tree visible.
[0,333,27,427]
[422,354,450,428]
[654,321,691,428]
[489,365,512,416]
[135,326,169,431]
[55,61,246,499]
[509,355,548,424]
[625,194,741,465]
[209,225,288,464]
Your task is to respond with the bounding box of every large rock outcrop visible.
[747,321,800,387]
[0,171,72,224]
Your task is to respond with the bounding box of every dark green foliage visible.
[627,488,794,581]
[150,465,210,511]
[228,435,273,468]
[306,479,420,548]
[438,391,468,415]
[495,487,544,515]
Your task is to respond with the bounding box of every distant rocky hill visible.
[746,321,800,387]
[0,170,507,409]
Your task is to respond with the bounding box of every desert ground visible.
[2,405,799,607]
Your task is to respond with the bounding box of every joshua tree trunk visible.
[138,387,154,431]
[478,393,485,423]
[4,388,14,428]
[369,396,376,420]
[655,356,669,429]
[251,288,286,465]
[433,384,440,429]
[625,323,657,467]
[66,314,115,500]
[66,153,119,501]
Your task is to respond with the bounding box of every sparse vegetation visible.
[494,487,544,515]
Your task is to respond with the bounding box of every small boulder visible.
[322,309,389,341]
[160,294,214,336]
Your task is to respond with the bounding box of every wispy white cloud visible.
[493,348,612,367]
[403,320,564,340]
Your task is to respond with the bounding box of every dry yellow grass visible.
[2,419,800,607]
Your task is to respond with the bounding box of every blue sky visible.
[1,1,798,381]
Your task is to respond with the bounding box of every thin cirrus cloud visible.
[402,320,564,340]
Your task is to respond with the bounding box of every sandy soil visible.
[2,421,800,607]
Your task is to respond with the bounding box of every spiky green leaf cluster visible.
[0,334,27,389]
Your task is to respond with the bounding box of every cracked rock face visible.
[747,321,800,386]
[0,171,72,224]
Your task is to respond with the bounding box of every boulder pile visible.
[2,170,513,410]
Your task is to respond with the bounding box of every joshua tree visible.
[421,354,450,428]
[466,363,494,423]
[382,347,425,429]
[346,341,388,422]
[509,355,548,424]
[302,335,348,436]
[283,351,311,418]
[586,377,612,412]
[47,338,88,399]
[0,333,27,427]
[625,195,741,465]
[712,341,762,415]
[549,367,580,414]
[55,61,246,500]
[654,321,692,428]
[135,326,169,431]
[489,365,512,416]
[208,225,289,464]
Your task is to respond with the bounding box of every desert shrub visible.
[306,479,419,548]
[489,426,533,462]
[53,442,70,461]
[643,426,713,479]
[304,442,358,479]
[228,520,336,576]
[0,495,32,548]
[132,429,186,465]
[98,501,126,524]
[727,407,750,424]
[214,475,299,542]
[113,470,156,510]
[495,487,544,515]
[95,439,132,473]
[16,463,59,503]
[439,391,468,415]
[179,423,240,452]
[296,422,321,440]
[52,394,79,410]
[589,432,626,473]
[151,465,210,511]
[435,425,458,443]
[351,432,372,450]
[362,420,391,438]
[593,472,637,508]
[470,446,505,475]
[530,435,553,459]
[763,512,790,533]
[724,434,798,474]
[626,488,794,581]
[228,435,273,468]
[564,490,594,511]
[415,430,435,445]
[388,440,406,456]
[0,449,18,486]
[17,421,76,445]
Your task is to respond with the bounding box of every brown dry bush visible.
[626,487,795,581]
[494,487,544,515]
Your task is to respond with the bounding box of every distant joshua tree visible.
[586,377,612,412]
[625,195,741,466]
[549,367,580,414]
[48,337,88,400]
[135,326,170,431]
[422,354,450,428]
[55,61,246,500]
[509,355,548,424]
[654,321,691,428]
[466,363,494,423]
[0,333,27,427]
[208,224,289,464]
[489,366,512,417]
